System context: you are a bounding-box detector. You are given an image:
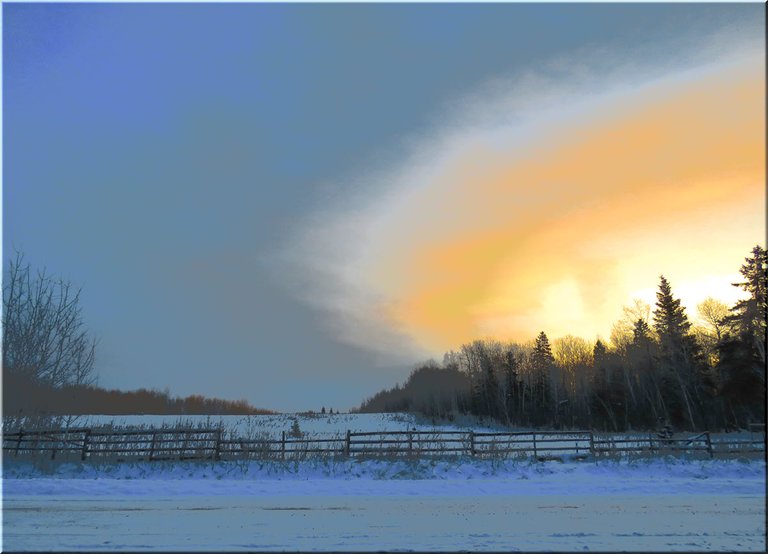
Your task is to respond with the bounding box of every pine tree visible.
[532,332,555,369]
[632,319,652,345]
[531,332,554,424]
[590,340,625,431]
[592,339,609,391]
[726,245,767,366]
[653,276,691,348]
[652,275,704,429]
[717,245,767,426]
[627,318,664,428]
[593,339,607,364]
[289,418,302,438]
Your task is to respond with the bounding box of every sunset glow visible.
[300,52,765,356]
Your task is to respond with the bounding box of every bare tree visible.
[610,298,653,352]
[697,297,730,341]
[2,252,97,388]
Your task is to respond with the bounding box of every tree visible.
[694,298,729,368]
[610,299,653,352]
[502,349,522,423]
[653,276,691,346]
[531,332,555,424]
[632,319,652,345]
[289,418,302,438]
[717,245,767,425]
[2,252,97,388]
[590,339,625,431]
[532,332,555,371]
[553,335,593,371]
[627,318,665,427]
[725,245,767,366]
[593,339,607,363]
[697,297,730,342]
[653,275,708,430]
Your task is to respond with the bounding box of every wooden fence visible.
[2,427,765,463]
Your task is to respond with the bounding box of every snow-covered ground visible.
[3,457,765,551]
[6,412,760,444]
[3,414,765,550]
[6,412,499,437]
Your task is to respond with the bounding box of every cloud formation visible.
[279,37,765,360]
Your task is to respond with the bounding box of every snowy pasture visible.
[3,412,762,462]
[3,413,765,551]
[3,457,765,551]
[15,412,495,436]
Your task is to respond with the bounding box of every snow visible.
[10,412,760,443]
[3,414,764,550]
[5,493,764,551]
[21,412,499,436]
[3,457,765,551]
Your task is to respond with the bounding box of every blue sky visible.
[3,3,763,411]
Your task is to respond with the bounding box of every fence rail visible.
[2,426,765,463]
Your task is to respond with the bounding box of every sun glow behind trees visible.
[286,48,764,360]
[359,246,766,431]
[381,58,763,352]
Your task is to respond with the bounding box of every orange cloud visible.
[374,59,764,352]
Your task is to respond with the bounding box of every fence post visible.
[532,433,537,458]
[408,432,413,455]
[15,428,24,456]
[149,431,157,461]
[649,433,655,453]
[345,430,351,457]
[588,432,594,456]
[705,431,713,458]
[469,431,475,456]
[281,431,286,461]
[81,430,91,462]
[214,429,222,461]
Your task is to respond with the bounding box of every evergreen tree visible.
[653,276,691,347]
[593,340,607,365]
[653,275,706,429]
[590,341,625,431]
[531,332,554,424]
[289,418,302,438]
[592,339,609,390]
[532,332,555,368]
[717,245,767,426]
[632,319,652,346]
[726,245,767,366]
[627,318,663,428]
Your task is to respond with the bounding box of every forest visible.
[358,246,766,432]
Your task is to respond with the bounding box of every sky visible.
[3,3,765,412]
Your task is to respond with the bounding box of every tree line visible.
[358,246,766,432]
[2,252,271,416]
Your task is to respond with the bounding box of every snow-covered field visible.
[8,412,760,445]
[3,413,765,551]
[3,457,765,551]
[12,412,498,436]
